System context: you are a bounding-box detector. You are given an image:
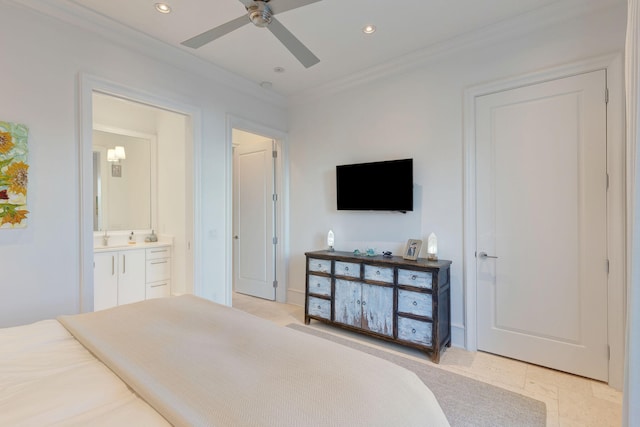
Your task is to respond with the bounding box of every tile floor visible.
[232,292,623,427]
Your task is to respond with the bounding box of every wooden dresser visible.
[304,250,452,363]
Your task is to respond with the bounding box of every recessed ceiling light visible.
[155,3,172,14]
[260,81,273,89]
[274,67,285,73]
[363,24,376,34]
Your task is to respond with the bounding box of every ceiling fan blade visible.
[267,17,319,68]
[269,0,322,14]
[182,15,249,49]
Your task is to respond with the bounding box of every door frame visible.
[462,53,625,388]
[78,73,202,311]
[226,115,289,305]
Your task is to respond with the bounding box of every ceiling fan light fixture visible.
[248,2,272,27]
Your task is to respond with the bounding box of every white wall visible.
[0,2,287,327]
[287,4,627,346]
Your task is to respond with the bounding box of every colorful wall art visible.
[0,121,29,228]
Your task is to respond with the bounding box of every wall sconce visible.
[107,146,126,177]
[107,146,126,162]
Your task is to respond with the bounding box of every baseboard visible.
[287,288,305,307]
[451,323,465,348]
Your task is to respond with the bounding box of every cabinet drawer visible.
[308,274,331,296]
[397,317,432,346]
[334,261,360,278]
[146,259,171,283]
[146,247,171,260]
[146,281,171,299]
[308,296,331,320]
[364,265,394,283]
[308,258,331,274]
[398,290,432,317]
[398,269,432,289]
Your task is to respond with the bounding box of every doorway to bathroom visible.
[79,74,198,311]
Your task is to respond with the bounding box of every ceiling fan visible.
[181,0,321,68]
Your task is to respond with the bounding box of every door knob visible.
[234,235,239,240]
[478,251,498,259]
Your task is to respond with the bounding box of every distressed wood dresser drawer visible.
[308,274,331,296]
[364,265,394,283]
[308,258,331,274]
[334,261,360,278]
[398,269,432,289]
[398,289,432,318]
[307,296,331,320]
[397,317,433,346]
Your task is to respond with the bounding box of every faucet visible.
[102,229,109,246]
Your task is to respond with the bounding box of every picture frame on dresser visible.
[403,239,422,260]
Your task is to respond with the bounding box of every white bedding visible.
[0,319,169,426]
[1,295,450,426]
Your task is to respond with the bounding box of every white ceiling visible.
[41,0,621,96]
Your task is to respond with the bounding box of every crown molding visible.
[288,0,625,106]
[7,0,288,110]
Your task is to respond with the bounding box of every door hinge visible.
[605,87,609,104]
[608,345,611,361]
[273,280,278,288]
[606,259,610,274]
[272,150,277,158]
[273,236,278,245]
[606,173,609,190]
[272,193,278,202]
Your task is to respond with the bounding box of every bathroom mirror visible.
[92,129,152,231]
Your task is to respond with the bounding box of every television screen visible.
[336,159,413,212]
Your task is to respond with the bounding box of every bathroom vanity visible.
[94,242,172,311]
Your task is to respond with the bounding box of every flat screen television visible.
[336,158,413,212]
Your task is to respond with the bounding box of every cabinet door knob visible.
[412,328,417,334]
[411,275,417,280]
[412,301,418,306]
[345,266,349,271]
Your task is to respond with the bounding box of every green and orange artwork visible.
[0,121,29,228]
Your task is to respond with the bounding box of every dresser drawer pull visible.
[317,305,321,310]
[376,270,380,275]
[357,300,361,305]
[412,328,417,334]
[316,282,321,287]
[151,249,168,254]
[345,266,349,271]
[151,260,168,265]
[411,275,417,280]
[412,301,418,306]
[362,301,366,306]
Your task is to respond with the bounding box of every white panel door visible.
[476,70,608,381]
[233,139,276,300]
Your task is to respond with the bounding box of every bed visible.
[0,294,450,426]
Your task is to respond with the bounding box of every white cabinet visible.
[117,249,146,305]
[94,252,118,311]
[146,246,171,299]
[94,244,171,310]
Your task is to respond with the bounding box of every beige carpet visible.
[287,323,546,427]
